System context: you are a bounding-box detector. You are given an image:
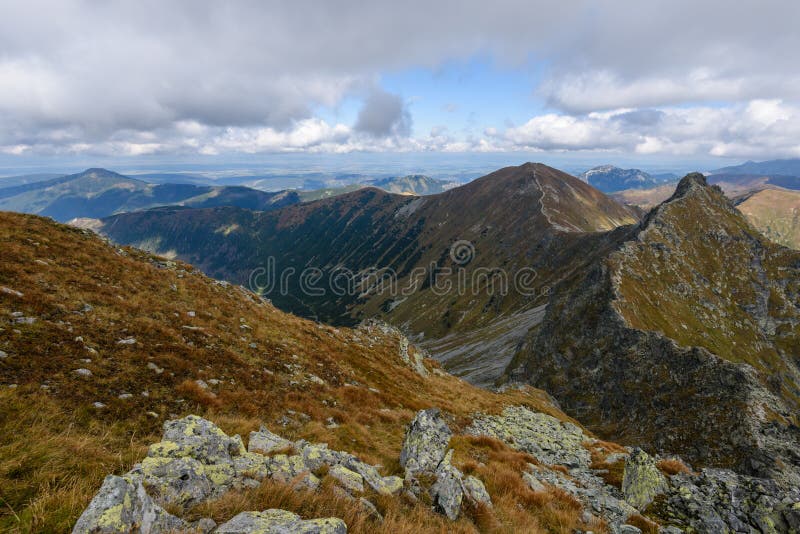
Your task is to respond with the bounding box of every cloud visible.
[490,100,800,159]
[0,1,799,157]
[355,89,412,137]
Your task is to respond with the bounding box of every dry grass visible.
[586,441,627,489]
[656,458,692,476]
[0,212,617,532]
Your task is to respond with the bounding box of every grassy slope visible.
[0,212,598,533]
[734,188,800,250]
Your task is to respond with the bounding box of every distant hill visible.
[579,165,677,192]
[0,168,301,222]
[712,158,800,176]
[0,172,64,188]
[299,175,457,201]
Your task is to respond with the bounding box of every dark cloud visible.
[355,89,411,137]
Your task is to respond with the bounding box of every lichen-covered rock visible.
[267,454,308,482]
[466,406,591,468]
[233,452,271,483]
[329,464,365,494]
[72,474,186,534]
[299,443,351,472]
[249,426,293,455]
[463,475,492,507]
[157,415,244,465]
[214,509,347,533]
[652,468,800,534]
[621,448,668,510]
[139,456,218,508]
[399,409,452,477]
[430,451,465,520]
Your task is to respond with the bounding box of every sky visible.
[1,0,799,173]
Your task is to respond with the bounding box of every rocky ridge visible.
[511,173,800,487]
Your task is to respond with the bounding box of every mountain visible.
[366,175,457,195]
[5,214,798,534]
[97,163,639,386]
[0,211,630,533]
[579,165,676,193]
[509,174,800,486]
[712,158,800,176]
[0,168,301,222]
[733,187,800,249]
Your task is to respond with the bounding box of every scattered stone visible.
[621,448,668,510]
[147,362,164,374]
[619,525,643,534]
[399,408,452,477]
[325,417,339,429]
[359,497,383,522]
[215,509,346,534]
[13,316,36,325]
[118,393,133,400]
[117,337,136,345]
[0,287,23,298]
[93,402,106,409]
[187,311,196,317]
[0,350,7,358]
[74,368,93,377]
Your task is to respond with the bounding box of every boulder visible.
[248,426,293,455]
[156,415,245,465]
[462,475,492,507]
[214,509,347,533]
[430,451,465,520]
[72,474,186,534]
[399,409,452,477]
[621,448,668,510]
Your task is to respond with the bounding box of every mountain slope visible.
[712,158,800,176]
[510,174,800,486]
[0,168,301,222]
[0,211,597,533]
[734,187,800,249]
[96,163,639,385]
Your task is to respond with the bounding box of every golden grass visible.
[656,458,692,476]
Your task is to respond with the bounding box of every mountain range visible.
[3,161,800,532]
[578,165,678,193]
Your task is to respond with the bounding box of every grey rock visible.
[74,368,93,377]
[463,475,492,507]
[399,409,452,477]
[430,451,464,521]
[622,448,668,510]
[465,406,591,468]
[249,426,293,455]
[329,464,364,494]
[619,525,642,534]
[72,474,186,534]
[214,509,347,533]
[359,497,384,522]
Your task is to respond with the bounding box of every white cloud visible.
[490,100,800,159]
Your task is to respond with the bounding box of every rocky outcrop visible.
[652,468,800,533]
[215,509,346,534]
[622,449,668,510]
[399,408,452,477]
[400,409,492,520]
[74,415,404,533]
[465,405,590,467]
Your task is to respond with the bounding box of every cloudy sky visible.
[1,0,799,168]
